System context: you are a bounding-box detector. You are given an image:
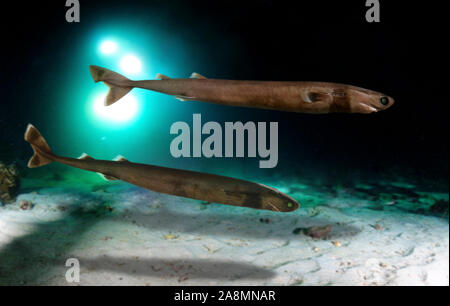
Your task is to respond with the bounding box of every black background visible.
[0,0,447,182]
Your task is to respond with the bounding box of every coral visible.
[0,162,20,204]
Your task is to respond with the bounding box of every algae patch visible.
[0,162,20,204]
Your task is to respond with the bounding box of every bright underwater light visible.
[100,40,118,55]
[93,93,138,123]
[120,54,142,74]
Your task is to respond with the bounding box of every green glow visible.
[50,21,191,163]
[100,40,118,55]
[93,92,139,123]
[120,54,142,74]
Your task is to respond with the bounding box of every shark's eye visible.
[287,202,293,208]
[380,97,389,106]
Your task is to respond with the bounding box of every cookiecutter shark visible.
[25,124,299,212]
[89,65,394,114]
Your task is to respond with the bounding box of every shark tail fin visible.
[24,124,55,168]
[89,65,133,106]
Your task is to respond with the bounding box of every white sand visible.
[0,173,448,286]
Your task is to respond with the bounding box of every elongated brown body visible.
[24,124,299,212]
[89,66,395,114]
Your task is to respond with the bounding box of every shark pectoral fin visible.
[301,91,331,103]
[332,88,346,98]
[190,72,207,79]
[155,73,171,80]
[113,155,130,163]
[78,153,95,160]
[98,173,120,181]
[175,95,197,102]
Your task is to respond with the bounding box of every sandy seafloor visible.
[0,166,448,286]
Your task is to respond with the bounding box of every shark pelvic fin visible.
[190,72,207,79]
[98,173,120,181]
[175,95,196,102]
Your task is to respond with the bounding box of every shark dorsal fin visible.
[155,73,171,80]
[190,72,207,79]
[78,153,95,160]
[114,155,130,163]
